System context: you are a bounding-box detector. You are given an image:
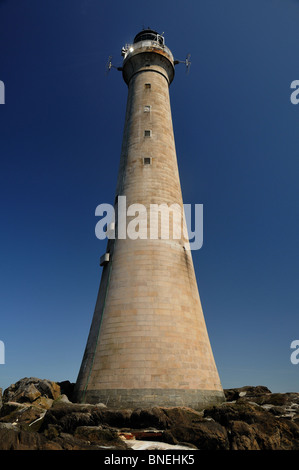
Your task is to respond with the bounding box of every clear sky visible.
[0,0,298,393]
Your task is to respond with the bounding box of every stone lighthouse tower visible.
[74,29,224,409]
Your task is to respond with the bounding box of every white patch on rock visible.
[125,440,197,450]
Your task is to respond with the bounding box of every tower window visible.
[145,83,151,89]
[144,130,151,137]
[144,105,151,113]
[143,157,152,165]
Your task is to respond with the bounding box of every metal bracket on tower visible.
[105,56,123,75]
[100,253,110,266]
[174,53,191,74]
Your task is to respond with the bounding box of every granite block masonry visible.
[73,29,225,409]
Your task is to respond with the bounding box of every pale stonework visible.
[74,30,225,409]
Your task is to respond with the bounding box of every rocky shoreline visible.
[0,378,298,450]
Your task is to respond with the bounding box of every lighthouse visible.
[73,29,225,409]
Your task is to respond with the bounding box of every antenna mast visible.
[174,53,192,74]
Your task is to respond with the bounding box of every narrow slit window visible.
[143,157,151,165]
[145,83,151,89]
[144,130,151,137]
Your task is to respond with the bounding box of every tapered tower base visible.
[75,388,225,410]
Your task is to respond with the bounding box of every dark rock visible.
[41,402,134,434]
[204,401,299,450]
[0,426,109,450]
[160,429,179,445]
[267,405,287,416]
[99,408,133,428]
[162,406,203,427]
[129,407,170,429]
[170,420,229,450]
[3,377,60,405]
[57,381,75,401]
[0,424,23,450]
[249,393,288,407]
[253,393,298,407]
[43,423,60,440]
[204,401,261,427]
[224,386,272,402]
[229,420,260,450]
[51,431,127,450]
[41,404,95,434]
[50,432,93,450]
[74,425,129,449]
[0,402,28,421]
[1,379,299,450]
[120,406,229,450]
[0,422,50,450]
[0,401,45,429]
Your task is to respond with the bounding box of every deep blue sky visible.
[0,0,299,393]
